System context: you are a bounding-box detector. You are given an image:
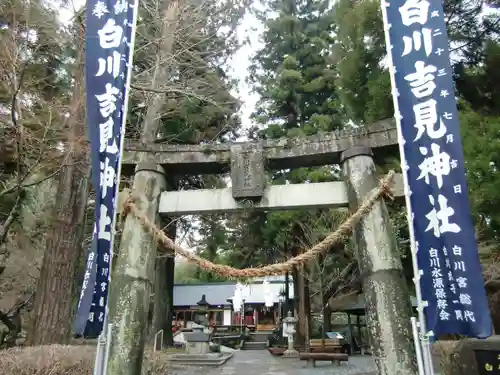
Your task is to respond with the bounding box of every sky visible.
[226,11,265,135]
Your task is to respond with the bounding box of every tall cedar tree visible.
[29,16,89,344]
[247,0,344,345]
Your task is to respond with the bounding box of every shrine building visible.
[173,276,294,331]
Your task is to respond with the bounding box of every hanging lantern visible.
[232,282,243,313]
[263,279,274,308]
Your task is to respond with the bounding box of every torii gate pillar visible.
[106,161,166,375]
[341,146,417,375]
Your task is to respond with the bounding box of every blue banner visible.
[383,0,492,338]
[74,0,138,337]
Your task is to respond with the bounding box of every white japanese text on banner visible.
[74,0,138,337]
[383,0,492,337]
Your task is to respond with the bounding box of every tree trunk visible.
[323,305,332,333]
[318,260,326,345]
[301,266,312,351]
[290,226,312,349]
[292,241,311,349]
[294,263,309,348]
[164,255,175,346]
[487,290,500,334]
[27,21,88,346]
[152,216,177,347]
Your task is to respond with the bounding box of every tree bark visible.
[318,260,326,345]
[341,146,417,375]
[323,304,332,333]
[27,20,88,346]
[293,262,310,348]
[164,254,175,345]
[152,215,177,347]
[291,240,311,349]
[487,290,500,334]
[299,265,312,350]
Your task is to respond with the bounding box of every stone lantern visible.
[282,311,299,357]
[194,294,210,326]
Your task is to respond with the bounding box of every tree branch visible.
[449,17,500,55]
[0,153,71,199]
[8,292,35,316]
[130,83,223,106]
[322,260,357,303]
[0,193,23,246]
[0,310,16,332]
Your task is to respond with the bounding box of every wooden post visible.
[341,146,417,375]
[106,161,166,375]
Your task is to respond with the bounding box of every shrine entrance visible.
[257,305,276,327]
[106,120,419,375]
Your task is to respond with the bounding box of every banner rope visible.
[121,170,396,278]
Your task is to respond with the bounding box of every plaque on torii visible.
[230,143,265,201]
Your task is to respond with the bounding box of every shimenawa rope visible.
[122,170,396,278]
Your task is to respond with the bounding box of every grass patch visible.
[0,344,182,375]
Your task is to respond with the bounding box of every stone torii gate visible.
[105,119,418,375]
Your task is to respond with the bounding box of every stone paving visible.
[172,350,377,375]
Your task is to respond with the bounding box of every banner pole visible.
[93,335,105,375]
[411,317,425,375]
[378,1,433,374]
[103,323,113,375]
[422,335,435,375]
[92,1,141,375]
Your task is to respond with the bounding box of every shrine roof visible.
[173,279,294,307]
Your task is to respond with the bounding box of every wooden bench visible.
[299,352,348,367]
[268,346,341,356]
[309,339,342,353]
[310,338,340,346]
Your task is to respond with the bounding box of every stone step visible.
[243,341,268,350]
[168,353,233,367]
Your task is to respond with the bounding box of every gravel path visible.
[171,350,377,375]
